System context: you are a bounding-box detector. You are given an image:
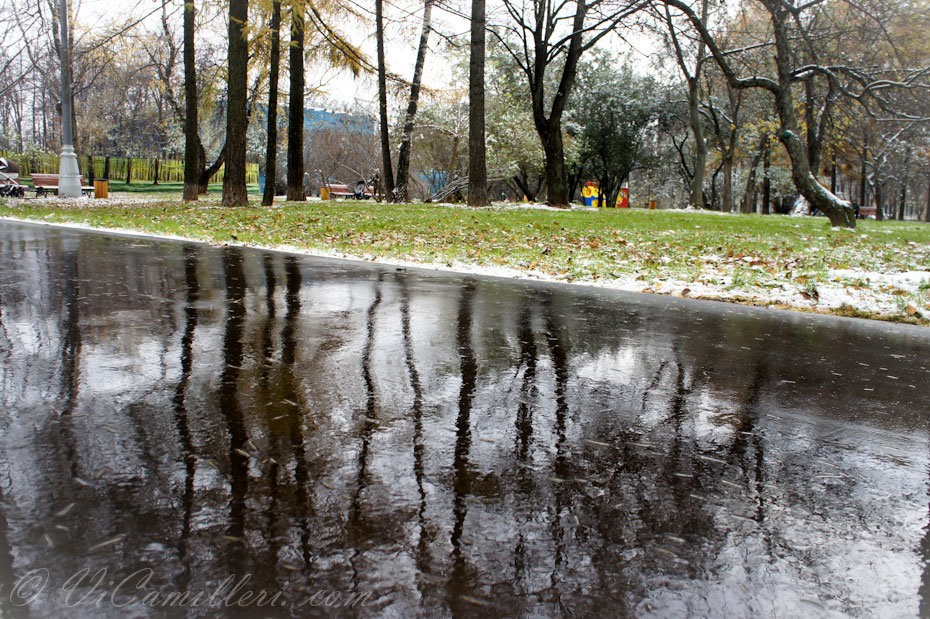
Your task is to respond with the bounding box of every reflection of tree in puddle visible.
[0,225,927,616]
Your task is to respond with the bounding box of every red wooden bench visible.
[30,173,94,198]
[325,183,354,199]
[323,183,375,200]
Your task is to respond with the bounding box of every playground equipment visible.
[581,182,629,208]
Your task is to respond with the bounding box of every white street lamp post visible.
[57,0,81,198]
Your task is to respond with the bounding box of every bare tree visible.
[222,0,249,206]
[182,0,199,201]
[662,0,709,209]
[375,0,394,200]
[492,0,645,206]
[393,0,435,203]
[287,4,306,201]
[467,0,489,206]
[262,0,282,206]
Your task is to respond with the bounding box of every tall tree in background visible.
[375,0,394,200]
[654,0,929,226]
[262,0,281,206]
[222,0,248,206]
[467,0,489,206]
[182,0,199,201]
[663,0,709,209]
[287,3,306,201]
[494,0,642,206]
[393,0,434,203]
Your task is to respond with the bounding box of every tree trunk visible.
[925,177,930,223]
[874,176,884,221]
[126,158,132,185]
[722,158,733,212]
[103,156,110,180]
[762,145,771,214]
[375,0,395,200]
[897,147,910,221]
[688,77,706,209]
[830,149,837,195]
[741,136,765,213]
[466,0,489,207]
[153,158,159,185]
[394,0,434,203]
[182,0,200,201]
[262,0,281,207]
[86,155,94,183]
[287,6,306,201]
[447,135,460,188]
[529,0,585,208]
[768,2,854,227]
[512,172,535,202]
[199,142,226,192]
[542,127,569,206]
[859,154,868,210]
[222,0,249,207]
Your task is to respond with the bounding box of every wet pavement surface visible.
[0,220,929,617]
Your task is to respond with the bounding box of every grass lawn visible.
[1,193,928,324]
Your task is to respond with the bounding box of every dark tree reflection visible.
[0,224,926,618]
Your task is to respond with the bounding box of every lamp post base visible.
[58,145,82,198]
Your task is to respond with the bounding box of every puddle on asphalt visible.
[0,221,929,617]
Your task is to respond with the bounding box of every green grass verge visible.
[1,195,928,322]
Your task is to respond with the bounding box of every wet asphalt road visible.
[0,220,929,617]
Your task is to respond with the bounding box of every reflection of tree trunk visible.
[920,451,930,616]
[542,293,570,590]
[220,248,248,558]
[515,300,538,460]
[60,251,81,416]
[349,274,384,585]
[0,483,18,619]
[729,361,772,555]
[399,275,429,584]
[172,245,200,588]
[260,254,278,371]
[258,254,279,558]
[450,281,477,611]
[280,257,313,568]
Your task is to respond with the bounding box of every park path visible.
[0,220,928,617]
